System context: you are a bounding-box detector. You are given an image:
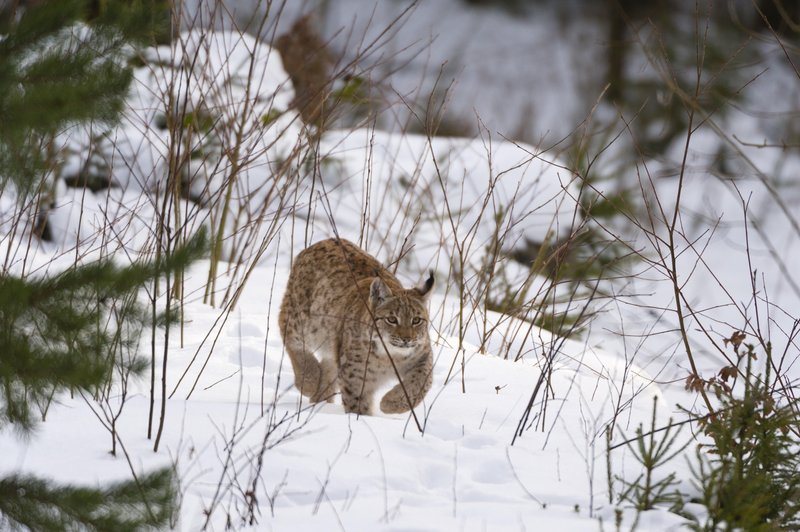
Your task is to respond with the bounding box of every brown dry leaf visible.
[719,365,738,383]
[723,330,747,351]
[685,373,706,393]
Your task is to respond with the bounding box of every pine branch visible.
[0,0,169,192]
[0,228,207,432]
[0,467,175,531]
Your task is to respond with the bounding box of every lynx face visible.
[370,276,431,353]
[373,296,430,352]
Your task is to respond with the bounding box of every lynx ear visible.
[414,270,434,299]
[370,277,392,308]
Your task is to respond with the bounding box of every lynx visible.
[278,238,434,415]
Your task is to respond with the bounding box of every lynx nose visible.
[392,336,415,348]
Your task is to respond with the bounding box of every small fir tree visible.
[0,1,198,530]
[0,0,170,190]
[689,337,800,531]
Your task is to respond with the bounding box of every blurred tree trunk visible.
[605,0,628,103]
[751,0,800,34]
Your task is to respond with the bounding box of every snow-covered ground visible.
[2,4,799,530]
[3,259,687,531]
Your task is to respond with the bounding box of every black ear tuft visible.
[416,270,434,298]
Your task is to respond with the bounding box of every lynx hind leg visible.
[380,360,433,414]
[284,342,323,401]
[315,358,339,403]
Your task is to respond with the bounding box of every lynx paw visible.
[380,388,413,414]
[342,399,373,416]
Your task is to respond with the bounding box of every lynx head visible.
[369,272,433,351]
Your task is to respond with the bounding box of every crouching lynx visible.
[279,238,434,415]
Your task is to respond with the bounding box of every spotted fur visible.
[278,238,434,415]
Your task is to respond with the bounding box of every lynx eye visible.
[412,317,423,325]
[385,317,398,325]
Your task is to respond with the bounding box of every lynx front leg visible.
[339,361,379,415]
[380,358,433,414]
[340,388,373,415]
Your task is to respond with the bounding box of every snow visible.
[2,6,798,530]
[1,261,685,531]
